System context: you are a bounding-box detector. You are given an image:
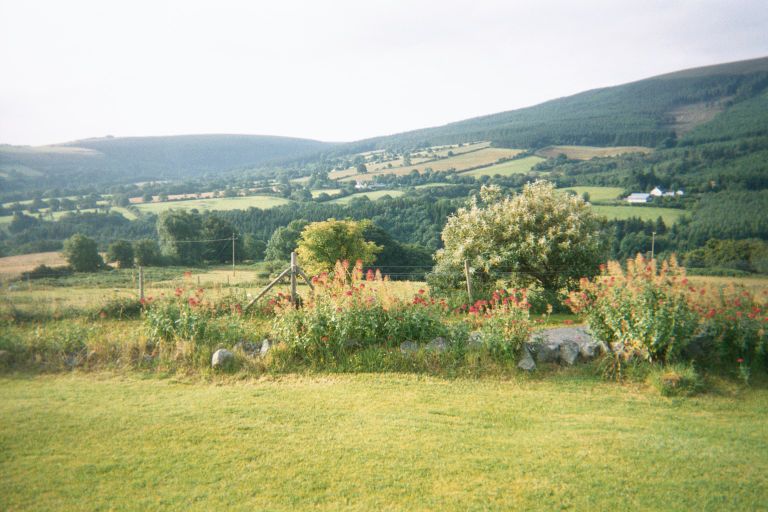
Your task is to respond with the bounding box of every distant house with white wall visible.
[650,186,664,197]
[626,193,651,204]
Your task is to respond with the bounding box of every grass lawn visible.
[591,204,686,224]
[310,188,342,198]
[560,186,625,203]
[330,190,404,203]
[135,195,292,214]
[1,373,766,510]
[461,156,545,177]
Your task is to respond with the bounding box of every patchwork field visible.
[0,251,66,278]
[335,147,525,182]
[134,195,292,214]
[537,145,654,160]
[461,156,545,177]
[1,374,766,511]
[591,204,686,224]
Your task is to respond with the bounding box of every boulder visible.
[211,349,234,368]
[426,337,449,352]
[536,342,560,363]
[400,340,418,353]
[578,341,599,360]
[559,341,580,365]
[259,340,271,357]
[234,340,261,355]
[517,348,536,371]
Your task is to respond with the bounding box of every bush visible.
[568,255,699,363]
[647,363,704,397]
[462,289,532,360]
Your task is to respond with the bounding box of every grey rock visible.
[234,340,261,355]
[400,340,418,353]
[559,341,580,365]
[578,341,599,360]
[426,337,449,352]
[517,348,536,371]
[259,340,271,357]
[211,349,234,368]
[536,342,560,363]
[344,339,361,350]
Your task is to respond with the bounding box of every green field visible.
[414,182,461,189]
[135,195,292,213]
[592,204,686,224]
[461,156,545,177]
[310,188,342,198]
[330,190,405,203]
[1,373,766,510]
[537,145,653,160]
[561,186,625,203]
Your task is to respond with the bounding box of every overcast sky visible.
[1,0,766,146]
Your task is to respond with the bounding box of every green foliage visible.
[106,240,134,268]
[157,210,203,264]
[133,239,162,266]
[647,363,704,397]
[436,181,605,294]
[685,238,768,274]
[264,219,308,262]
[62,234,103,272]
[569,256,699,363]
[296,219,381,276]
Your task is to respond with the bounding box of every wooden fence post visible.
[290,251,298,305]
[139,266,144,301]
[464,259,473,304]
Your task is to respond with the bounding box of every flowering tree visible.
[296,219,381,276]
[434,180,605,294]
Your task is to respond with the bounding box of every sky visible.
[1,0,767,146]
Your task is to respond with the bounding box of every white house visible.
[650,186,664,197]
[626,193,651,204]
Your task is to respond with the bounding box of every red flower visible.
[737,357,744,363]
[418,289,425,295]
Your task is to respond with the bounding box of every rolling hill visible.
[0,134,334,191]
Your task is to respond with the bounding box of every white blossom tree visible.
[435,180,605,293]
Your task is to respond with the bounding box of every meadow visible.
[560,186,626,203]
[329,190,405,203]
[134,195,292,214]
[591,204,686,224]
[1,373,767,511]
[536,145,654,160]
[461,156,545,177]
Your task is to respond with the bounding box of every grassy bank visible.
[1,373,766,511]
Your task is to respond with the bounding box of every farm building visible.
[625,193,651,204]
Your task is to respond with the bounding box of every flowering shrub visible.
[570,255,767,373]
[461,289,532,359]
[271,261,449,362]
[142,286,249,365]
[568,256,699,363]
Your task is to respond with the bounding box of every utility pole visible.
[232,232,236,276]
[651,231,657,261]
[139,266,144,301]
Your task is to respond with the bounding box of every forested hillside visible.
[0,134,333,191]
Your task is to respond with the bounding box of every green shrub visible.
[647,363,704,397]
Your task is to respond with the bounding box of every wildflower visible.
[175,287,183,297]
[184,271,192,279]
[737,357,744,363]
[418,289,425,295]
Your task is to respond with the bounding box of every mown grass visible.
[537,145,653,160]
[592,204,686,224]
[1,373,766,511]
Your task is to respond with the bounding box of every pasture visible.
[560,186,625,203]
[329,190,405,203]
[0,251,66,278]
[591,204,686,224]
[1,373,767,511]
[310,188,342,198]
[461,156,545,177]
[134,195,292,214]
[537,145,654,160]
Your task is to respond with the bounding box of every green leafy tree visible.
[264,220,308,262]
[434,180,605,294]
[62,234,103,272]
[157,210,203,264]
[243,235,267,261]
[106,240,134,268]
[201,215,242,263]
[133,239,162,266]
[296,219,382,276]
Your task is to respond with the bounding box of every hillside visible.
[335,56,768,153]
[0,134,334,191]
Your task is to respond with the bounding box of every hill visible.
[335,56,768,153]
[0,134,334,191]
